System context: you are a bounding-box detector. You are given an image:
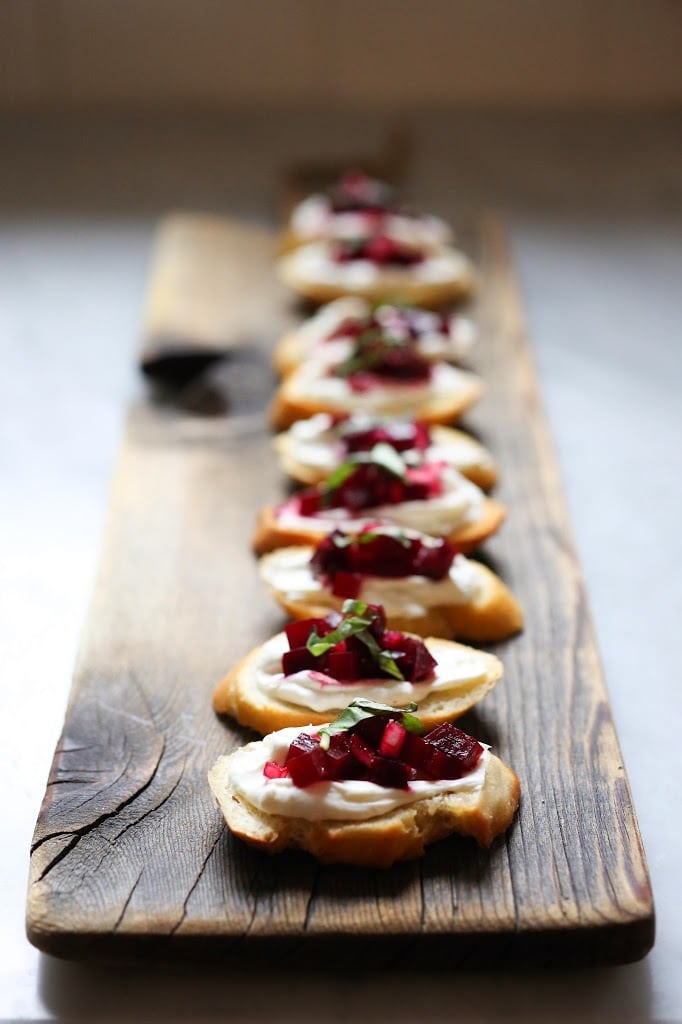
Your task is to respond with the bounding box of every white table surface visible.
[1,111,681,1022]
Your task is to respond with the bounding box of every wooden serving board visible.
[27,213,654,966]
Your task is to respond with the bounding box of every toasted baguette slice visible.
[276,241,476,308]
[259,546,523,643]
[253,496,505,557]
[274,419,498,492]
[213,635,503,734]
[270,362,483,431]
[208,745,520,866]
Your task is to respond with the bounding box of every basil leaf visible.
[322,460,356,495]
[401,711,425,735]
[376,650,405,681]
[318,699,422,747]
[306,609,374,657]
[368,443,406,479]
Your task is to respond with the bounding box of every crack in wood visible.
[30,737,166,856]
[302,863,320,933]
[169,824,226,936]
[112,867,145,932]
[111,764,185,843]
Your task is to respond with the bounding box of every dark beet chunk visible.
[424,723,484,777]
[285,732,320,763]
[286,745,330,786]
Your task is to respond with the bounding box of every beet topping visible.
[280,600,436,685]
[326,170,400,216]
[311,526,456,598]
[263,699,484,790]
[326,305,451,345]
[286,448,445,518]
[332,235,424,267]
[331,326,433,393]
[339,418,431,455]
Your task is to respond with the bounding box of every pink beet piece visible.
[379,719,407,758]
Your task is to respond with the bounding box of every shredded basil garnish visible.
[318,699,424,750]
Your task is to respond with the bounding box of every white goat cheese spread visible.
[281,240,472,289]
[275,464,486,536]
[290,195,452,249]
[259,545,484,618]
[229,725,489,822]
[281,414,489,475]
[253,631,490,713]
[283,360,480,418]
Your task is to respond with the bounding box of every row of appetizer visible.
[208,171,521,868]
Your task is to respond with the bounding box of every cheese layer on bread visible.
[228,725,490,822]
[278,413,491,476]
[276,465,485,537]
[260,545,483,617]
[281,298,475,367]
[281,360,479,418]
[254,631,490,713]
[291,196,452,249]
[281,240,471,289]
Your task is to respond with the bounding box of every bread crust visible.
[213,634,503,733]
[269,370,483,431]
[276,245,477,309]
[260,551,523,644]
[252,497,506,557]
[274,422,498,492]
[208,747,520,866]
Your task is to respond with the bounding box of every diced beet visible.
[326,649,361,680]
[294,490,321,516]
[405,463,444,498]
[311,527,456,582]
[282,645,318,676]
[263,761,288,779]
[349,733,376,767]
[328,731,351,754]
[424,723,484,777]
[381,633,436,682]
[331,571,362,599]
[365,755,410,789]
[285,732,319,763]
[285,618,325,649]
[350,714,390,748]
[379,720,407,758]
[324,745,360,780]
[401,731,434,773]
[286,745,329,787]
[342,421,427,454]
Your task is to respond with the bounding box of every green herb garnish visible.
[306,599,405,684]
[318,699,424,750]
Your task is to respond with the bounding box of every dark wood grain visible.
[27,213,654,966]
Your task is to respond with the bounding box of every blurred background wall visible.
[1,0,681,112]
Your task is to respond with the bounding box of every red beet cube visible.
[324,745,360,780]
[331,571,362,599]
[282,645,318,676]
[295,490,321,516]
[326,650,361,680]
[379,719,407,758]
[350,713,389,748]
[424,723,483,777]
[285,732,320,763]
[285,618,325,649]
[365,755,410,789]
[286,745,329,787]
[401,731,434,773]
[349,733,376,767]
